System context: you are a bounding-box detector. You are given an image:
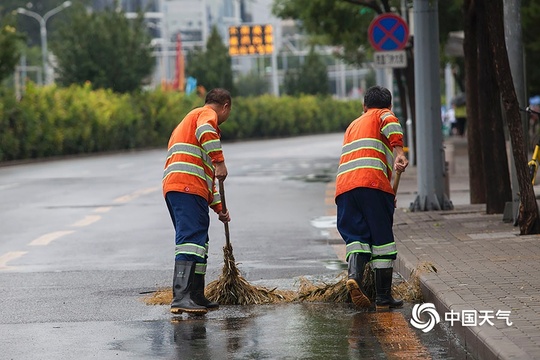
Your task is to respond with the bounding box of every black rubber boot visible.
[375,268,403,310]
[192,273,219,310]
[345,253,372,308]
[171,261,208,315]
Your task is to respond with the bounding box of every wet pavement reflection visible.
[118,303,475,359]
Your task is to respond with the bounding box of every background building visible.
[91,0,370,97]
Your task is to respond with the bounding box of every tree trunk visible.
[484,0,540,234]
[476,1,512,214]
[463,0,485,204]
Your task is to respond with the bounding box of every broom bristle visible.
[204,243,295,305]
[142,259,435,307]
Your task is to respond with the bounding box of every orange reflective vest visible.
[163,106,224,213]
[335,108,404,199]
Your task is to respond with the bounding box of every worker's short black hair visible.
[364,86,392,109]
[205,88,232,106]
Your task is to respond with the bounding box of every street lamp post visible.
[17,1,72,85]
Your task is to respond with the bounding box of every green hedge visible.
[0,84,362,162]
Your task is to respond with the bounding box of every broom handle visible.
[218,180,231,247]
[393,171,402,194]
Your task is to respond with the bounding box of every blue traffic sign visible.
[368,13,409,51]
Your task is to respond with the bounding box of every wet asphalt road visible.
[0,133,473,359]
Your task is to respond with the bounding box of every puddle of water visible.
[110,303,475,360]
[322,259,347,270]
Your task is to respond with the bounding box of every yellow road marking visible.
[94,206,112,213]
[113,186,159,204]
[71,215,101,227]
[0,251,28,270]
[29,231,75,246]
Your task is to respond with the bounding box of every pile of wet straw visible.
[204,241,296,304]
[143,260,437,306]
[145,179,436,307]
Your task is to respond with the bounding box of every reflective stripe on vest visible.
[340,138,394,173]
[337,157,388,178]
[381,122,403,139]
[196,124,222,155]
[202,139,222,154]
[380,112,393,121]
[163,162,214,192]
[175,243,207,259]
[196,123,217,140]
[166,143,213,168]
[210,188,221,206]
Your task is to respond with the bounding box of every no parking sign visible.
[368,13,409,51]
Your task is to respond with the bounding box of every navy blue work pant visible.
[336,187,397,268]
[165,192,210,269]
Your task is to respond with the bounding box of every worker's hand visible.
[214,161,228,181]
[394,152,409,174]
[218,209,230,223]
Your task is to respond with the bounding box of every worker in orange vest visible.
[335,85,409,310]
[163,88,232,315]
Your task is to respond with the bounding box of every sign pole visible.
[271,22,279,97]
[271,49,279,96]
[410,0,453,211]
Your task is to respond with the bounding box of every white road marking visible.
[94,206,112,213]
[0,251,28,270]
[29,231,75,246]
[71,215,101,227]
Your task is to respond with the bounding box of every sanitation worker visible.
[335,85,408,310]
[163,88,232,315]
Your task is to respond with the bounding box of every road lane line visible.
[113,186,159,204]
[0,251,28,270]
[71,215,101,227]
[94,206,112,213]
[29,231,75,246]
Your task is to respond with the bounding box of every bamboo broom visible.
[298,170,403,304]
[203,180,294,305]
[142,173,421,306]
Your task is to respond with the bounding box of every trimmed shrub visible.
[0,85,362,162]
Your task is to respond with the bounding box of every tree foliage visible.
[273,0,463,67]
[185,26,234,93]
[522,0,540,96]
[50,3,154,93]
[1,0,82,47]
[0,17,25,84]
[235,72,269,97]
[283,47,329,96]
[272,0,376,65]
